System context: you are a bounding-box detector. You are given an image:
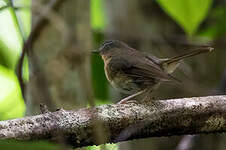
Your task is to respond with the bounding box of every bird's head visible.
[92,40,125,56]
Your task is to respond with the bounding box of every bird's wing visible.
[132,57,173,81]
[109,56,174,83]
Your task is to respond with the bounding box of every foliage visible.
[87,144,118,150]
[91,0,106,30]
[0,0,30,120]
[91,0,109,101]
[199,5,226,39]
[0,65,24,120]
[0,140,61,150]
[157,0,212,35]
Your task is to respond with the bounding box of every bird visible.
[92,40,214,104]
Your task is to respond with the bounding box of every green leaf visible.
[91,0,106,30]
[12,0,31,82]
[87,143,118,150]
[0,65,25,120]
[0,0,23,69]
[0,0,30,119]
[12,0,31,39]
[198,6,226,40]
[157,0,212,35]
[0,140,61,150]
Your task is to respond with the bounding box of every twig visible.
[16,0,64,101]
[0,95,226,148]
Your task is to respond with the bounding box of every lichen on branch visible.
[0,95,226,148]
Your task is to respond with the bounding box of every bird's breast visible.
[102,56,113,82]
[103,58,141,94]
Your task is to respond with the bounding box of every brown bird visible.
[92,40,213,103]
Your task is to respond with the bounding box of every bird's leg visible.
[142,89,155,103]
[117,90,145,104]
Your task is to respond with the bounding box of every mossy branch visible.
[0,95,226,148]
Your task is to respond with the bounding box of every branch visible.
[0,95,226,148]
[16,0,65,100]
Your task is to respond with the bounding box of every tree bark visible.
[0,95,226,148]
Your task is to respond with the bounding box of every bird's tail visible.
[163,46,214,64]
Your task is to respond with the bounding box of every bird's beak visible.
[92,50,100,54]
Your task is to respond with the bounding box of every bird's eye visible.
[99,40,120,52]
[102,41,114,49]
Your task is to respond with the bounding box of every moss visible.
[201,115,226,132]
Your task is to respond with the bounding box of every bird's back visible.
[104,48,173,94]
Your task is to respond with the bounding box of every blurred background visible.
[0,0,226,149]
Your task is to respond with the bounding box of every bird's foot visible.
[141,93,156,103]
